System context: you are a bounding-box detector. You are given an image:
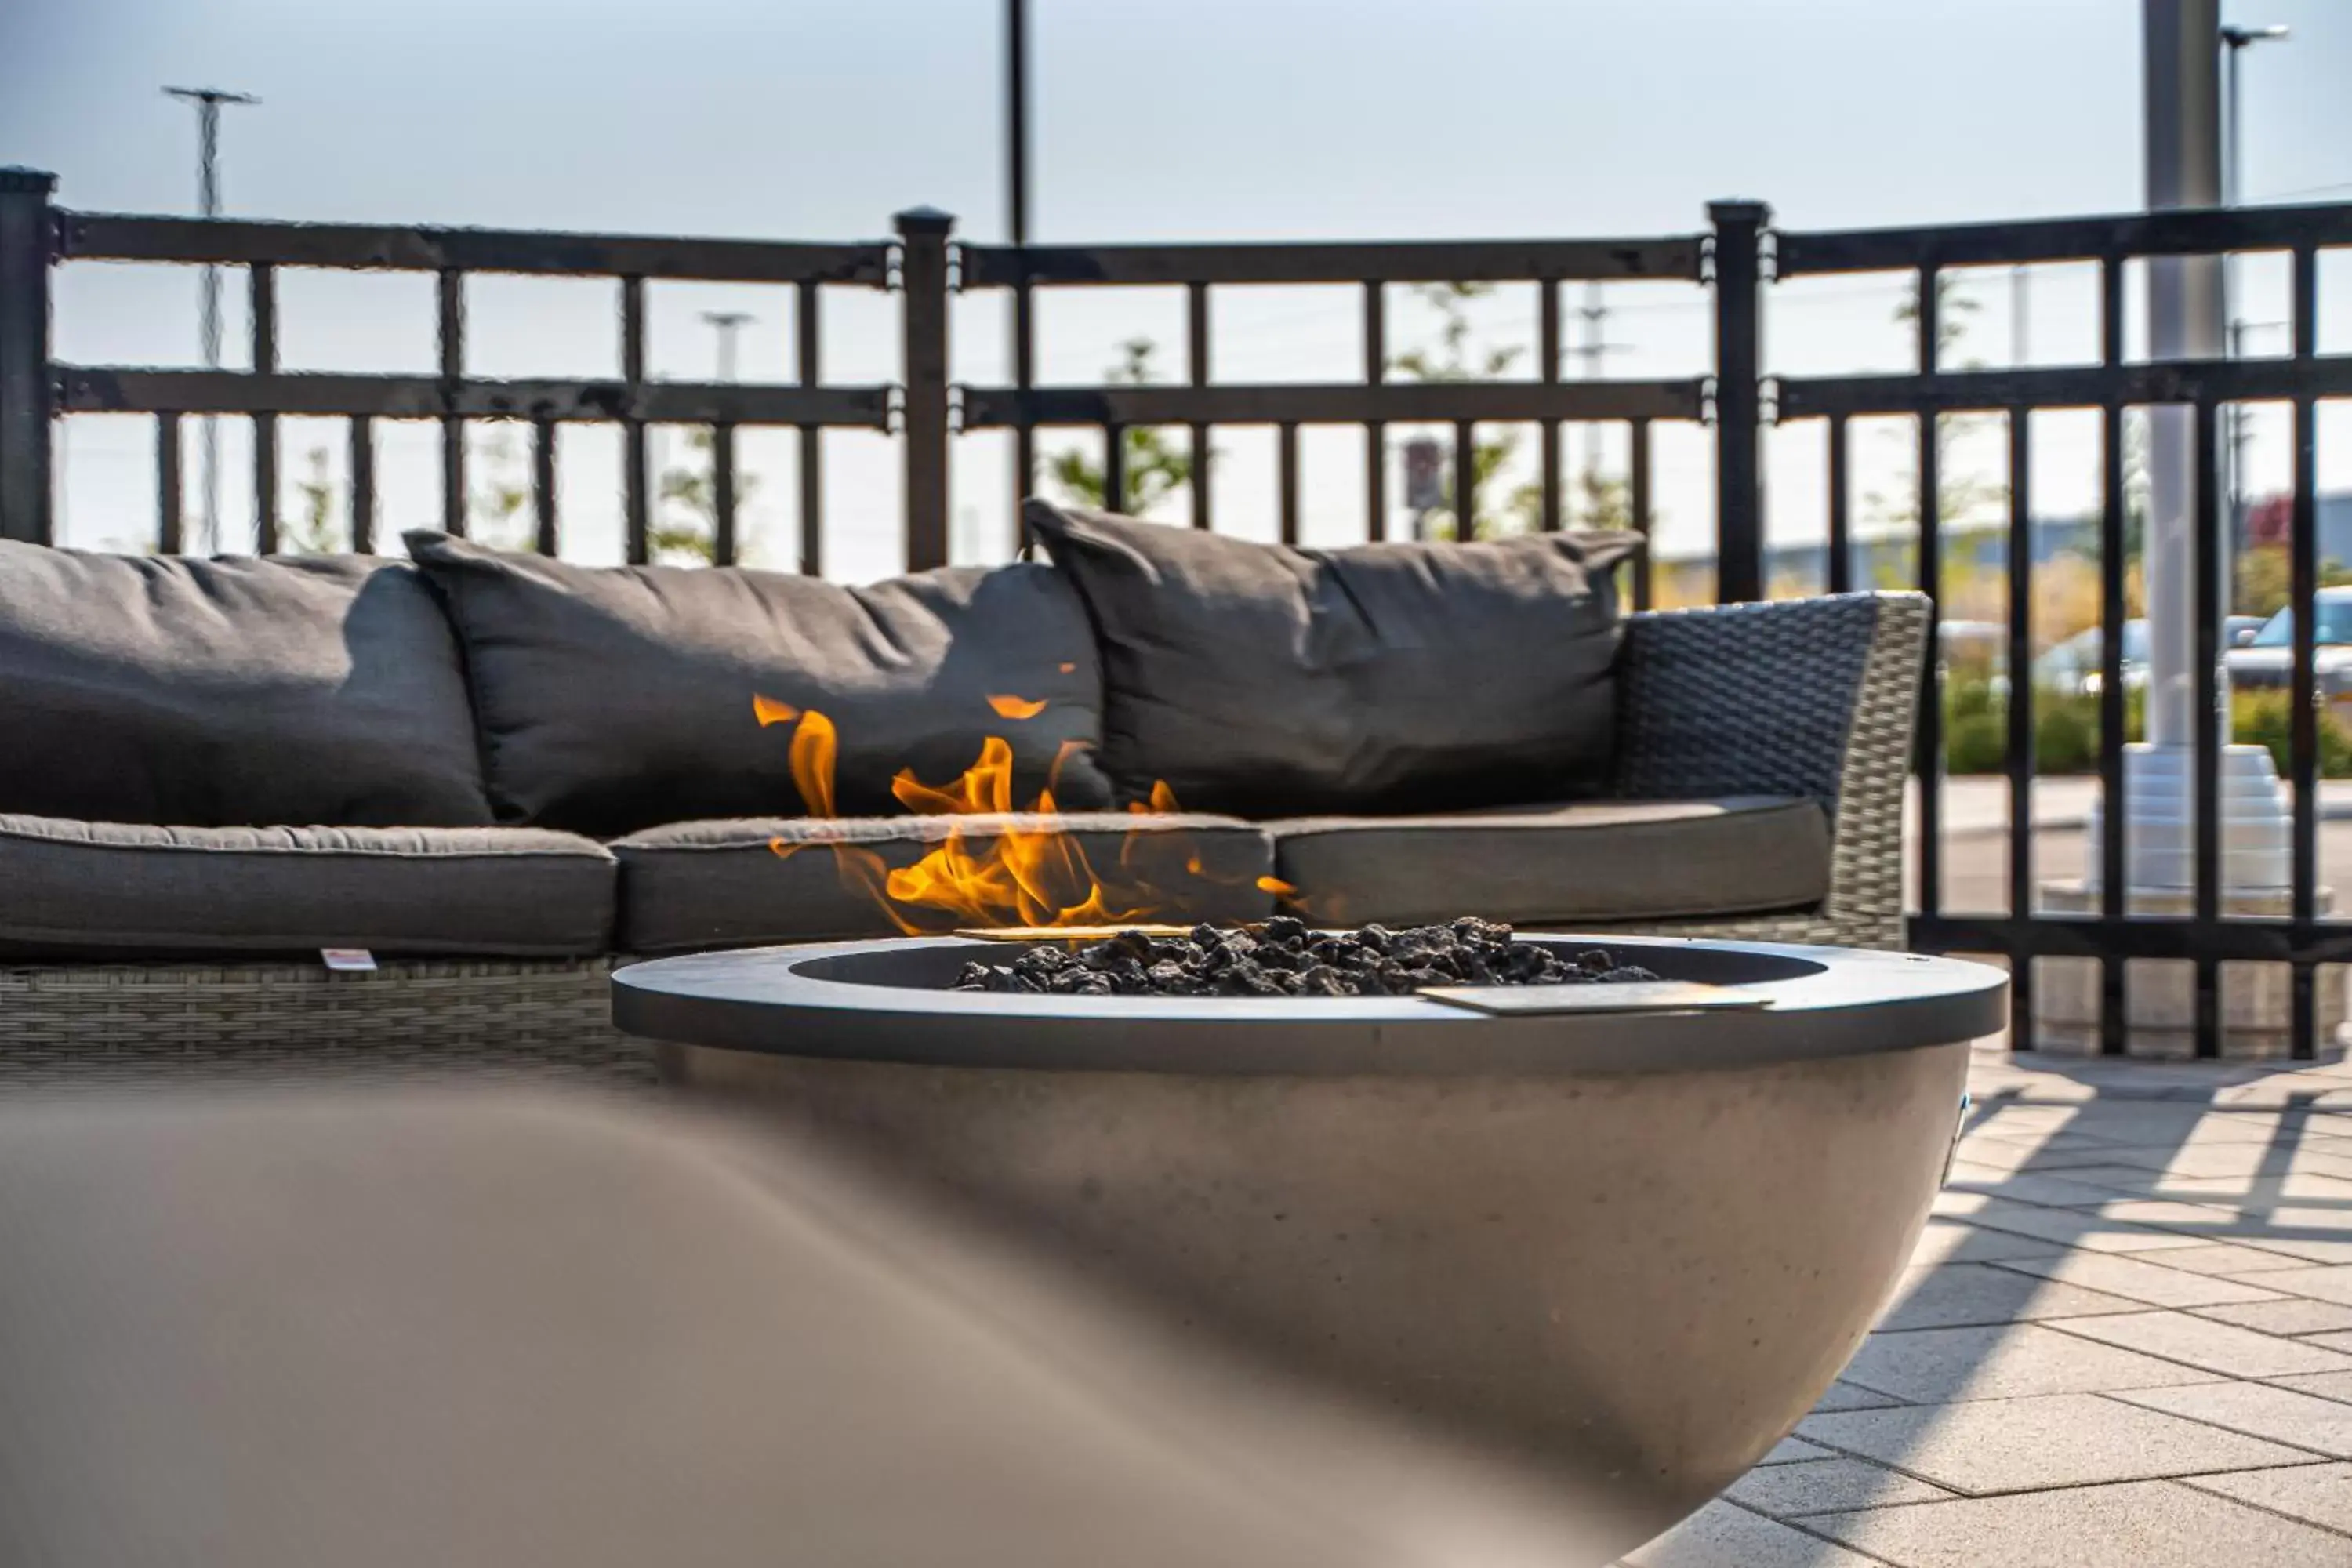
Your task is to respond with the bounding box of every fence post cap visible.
[1706,198,1771,226]
[893,205,956,238]
[0,168,59,195]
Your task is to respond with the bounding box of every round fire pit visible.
[614,934,2002,1549]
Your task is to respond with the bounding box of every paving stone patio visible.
[1621,1044,2352,1566]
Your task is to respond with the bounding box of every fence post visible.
[0,168,56,545]
[1708,198,1768,604]
[895,205,955,573]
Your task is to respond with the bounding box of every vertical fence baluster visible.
[1827,415,1851,593]
[2098,257,2129,1054]
[349,415,375,555]
[250,261,278,553]
[1278,420,1299,546]
[1453,419,1475,541]
[2193,396,2223,1058]
[2007,406,2034,1047]
[439,268,466,538]
[1011,262,1035,550]
[620,275,648,564]
[530,417,555,557]
[1539,278,1561,532]
[798,278,823,576]
[1915,263,1944,923]
[895,207,953,572]
[1102,425,1127,516]
[712,422,738,566]
[157,412,183,554]
[1363,281,1385,543]
[1708,199,1768,604]
[2291,243,2321,1058]
[1629,417,1653,610]
[1188,279,1211,532]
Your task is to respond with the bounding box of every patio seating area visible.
[1629,1044,2352,1566]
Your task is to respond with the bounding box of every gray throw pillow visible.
[0,542,493,828]
[405,532,1114,837]
[1024,501,1641,818]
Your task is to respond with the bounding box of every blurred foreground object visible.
[0,1090,1622,1567]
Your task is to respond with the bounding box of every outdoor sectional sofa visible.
[0,502,1928,1082]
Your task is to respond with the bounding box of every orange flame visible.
[985,694,1047,720]
[761,702,1263,933]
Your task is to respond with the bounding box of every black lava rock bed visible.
[952,917,1661,999]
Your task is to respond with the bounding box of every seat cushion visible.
[1265,797,1831,928]
[405,532,1114,837]
[1023,499,1640,818]
[0,815,616,959]
[0,543,492,828]
[612,815,1276,953]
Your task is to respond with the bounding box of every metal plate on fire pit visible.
[1417,981,1771,1016]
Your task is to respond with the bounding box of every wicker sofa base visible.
[0,905,1900,1087]
[0,959,652,1086]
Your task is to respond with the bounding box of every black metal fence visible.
[5,162,2352,1058]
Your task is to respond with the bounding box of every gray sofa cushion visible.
[611,815,1276,953]
[0,543,492,828]
[0,815,615,959]
[1024,501,1641,818]
[405,532,1114,838]
[1265,797,1831,928]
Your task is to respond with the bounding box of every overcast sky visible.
[5,0,2349,578]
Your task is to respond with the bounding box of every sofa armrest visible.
[1610,592,1931,946]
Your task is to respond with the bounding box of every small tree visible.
[286,446,341,554]
[656,426,761,564]
[468,424,532,551]
[1048,339,1200,515]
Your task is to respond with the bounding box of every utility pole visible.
[700,310,754,383]
[1573,282,1628,525]
[2220,24,2288,568]
[165,86,256,556]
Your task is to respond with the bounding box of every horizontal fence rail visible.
[8,161,2352,1061]
[953,223,1722,587]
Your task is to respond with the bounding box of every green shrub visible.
[1942,677,2352,777]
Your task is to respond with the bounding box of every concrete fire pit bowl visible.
[614,934,2003,1552]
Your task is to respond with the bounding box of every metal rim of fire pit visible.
[613,935,2008,1077]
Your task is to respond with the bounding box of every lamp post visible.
[2052,0,2315,1055]
[2220,24,2288,568]
[164,86,256,556]
[700,310,753,383]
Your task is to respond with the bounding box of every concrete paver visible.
[1804,1480,2352,1567]
[1625,1055,2352,1566]
[1795,1392,2309,1493]
[2112,1379,2352,1457]
[1835,1323,2218,1404]
[2183,1462,2352,1535]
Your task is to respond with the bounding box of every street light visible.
[2218,24,2287,576]
[699,310,755,383]
[164,86,257,555]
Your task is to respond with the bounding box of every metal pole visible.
[0,168,56,545]
[701,310,753,383]
[2142,0,2222,756]
[1708,199,1768,604]
[895,207,955,573]
[1006,0,1029,246]
[165,87,256,556]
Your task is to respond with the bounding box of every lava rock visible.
[950,921,1658,999]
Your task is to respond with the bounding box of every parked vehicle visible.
[2225,590,2352,708]
[2032,621,2149,697]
